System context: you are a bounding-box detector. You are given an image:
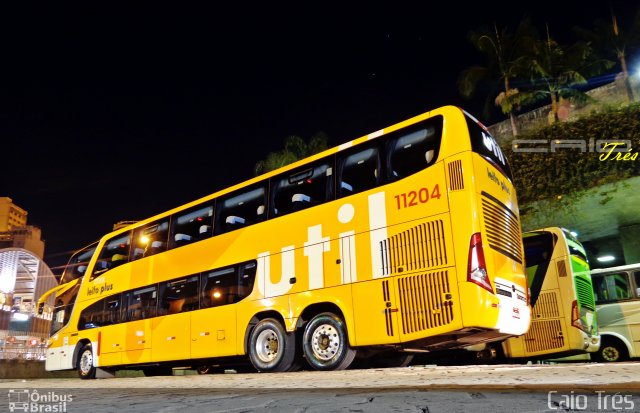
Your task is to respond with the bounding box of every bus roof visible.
[104,105,463,237]
[590,263,640,275]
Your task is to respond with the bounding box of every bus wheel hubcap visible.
[80,350,93,374]
[256,330,279,362]
[311,324,340,361]
[603,347,619,361]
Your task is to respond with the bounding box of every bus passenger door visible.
[99,325,123,366]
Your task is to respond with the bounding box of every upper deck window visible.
[131,220,170,261]
[92,233,131,278]
[337,145,381,198]
[216,185,267,234]
[171,204,214,247]
[523,231,556,307]
[272,160,333,217]
[465,113,513,181]
[387,116,442,180]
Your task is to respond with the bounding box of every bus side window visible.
[634,271,640,298]
[92,232,131,279]
[337,146,381,198]
[78,299,106,330]
[105,296,122,324]
[158,276,199,316]
[387,116,443,180]
[234,261,257,302]
[597,272,632,302]
[201,267,236,308]
[271,159,334,217]
[124,286,157,321]
[215,185,267,234]
[170,203,214,248]
[131,220,169,261]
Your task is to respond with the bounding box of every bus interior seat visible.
[128,304,143,320]
[111,254,127,267]
[256,205,265,218]
[292,193,311,210]
[425,149,435,164]
[167,298,185,314]
[174,233,192,246]
[225,215,246,230]
[340,181,353,194]
[199,225,212,238]
[94,260,109,272]
[133,248,144,260]
[146,240,165,256]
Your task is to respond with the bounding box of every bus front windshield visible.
[60,242,98,284]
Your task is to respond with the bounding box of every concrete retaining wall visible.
[0,360,76,379]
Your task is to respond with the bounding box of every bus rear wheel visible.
[248,318,295,372]
[77,344,96,380]
[302,312,356,371]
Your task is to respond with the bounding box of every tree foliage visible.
[505,103,640,206]
[254,132,329,175]
[511,28,615,123]
[573,7,640,102]
[458,19,536,135]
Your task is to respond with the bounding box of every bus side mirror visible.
[37,302,44,315]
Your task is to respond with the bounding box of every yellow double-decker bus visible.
[43,105,530,379]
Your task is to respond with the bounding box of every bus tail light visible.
[571,300,587,332]
[467,232,493,294]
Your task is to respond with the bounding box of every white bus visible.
[590,264,640,362]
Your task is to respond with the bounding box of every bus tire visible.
[594,337,629,362]
[247,318,296,372]
[77,344,96,380]
[302,312,356,371]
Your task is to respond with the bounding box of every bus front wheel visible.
[594,338,629,362]
[302,312,356,371]
[77,344,96,380]
[248,318,295,372]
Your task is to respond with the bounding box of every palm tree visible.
[515,26,614,123]
[458,19,536,136]
[574,6,640,102]
[254,132,329,175]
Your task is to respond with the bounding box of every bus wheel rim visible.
[603,347,619,361]
[255,329,279,363]
[80,350,93,374]
[311,323,340,361]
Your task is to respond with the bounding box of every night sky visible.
[1,2,637,271]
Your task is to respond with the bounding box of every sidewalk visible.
[0,362,638,392]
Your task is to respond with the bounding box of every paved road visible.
[1,363,638,412]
